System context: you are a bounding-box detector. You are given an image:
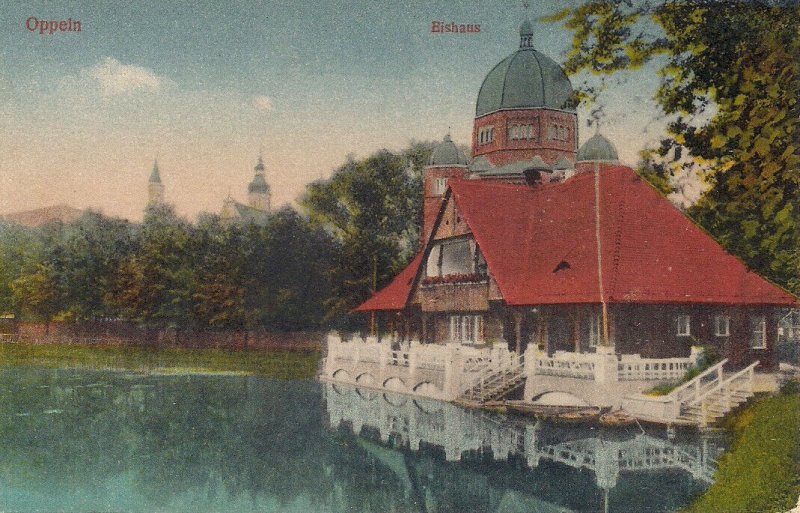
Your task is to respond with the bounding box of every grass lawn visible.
[683,381,800,513]
[0,342,320,380]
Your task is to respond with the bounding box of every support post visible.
[513,310,524,355]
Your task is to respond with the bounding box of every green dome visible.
[428,134,469,166]
[577,133,619,162]
[248,174,269,193]
[475,23,575,117]
[553,156,574,170]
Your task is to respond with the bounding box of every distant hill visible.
[0,205,85,228]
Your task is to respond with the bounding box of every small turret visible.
[248,155,270,211]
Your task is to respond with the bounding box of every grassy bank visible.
[683,381,800,513]
[0,342,320,380]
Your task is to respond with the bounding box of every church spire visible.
[149,159,161,183]
[148,159,165,205]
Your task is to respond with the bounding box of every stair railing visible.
[668,359,728,405]
[687,361,759,407]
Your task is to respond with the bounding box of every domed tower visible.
[472,20,577,168]
[421,134,469,246]
[575,133,619,174]
[148,159,164,205]
[248,155,270,211]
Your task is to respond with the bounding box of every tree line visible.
[0,144,432,332]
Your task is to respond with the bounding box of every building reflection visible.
[325,382,724,512]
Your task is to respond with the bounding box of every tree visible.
[108,204,195,327]
[191,214,249,329]
[548,1,800,292]
[57,211,135,321]
[0,223,42,316]
[302,143,433,320]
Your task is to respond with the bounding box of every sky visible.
[0,0,671,222]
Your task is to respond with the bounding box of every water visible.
[0,368,724,513]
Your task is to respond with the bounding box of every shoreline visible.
[0,340,320,380]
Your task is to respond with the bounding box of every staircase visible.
[668,359,759,427]
[459,360,525,404]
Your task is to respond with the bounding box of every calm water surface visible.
[0,368,724,513]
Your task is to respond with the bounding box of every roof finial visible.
[255,154,265,173]
[520,1,534,48]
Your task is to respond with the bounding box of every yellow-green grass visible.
[0,342,320,380]
[683,381,800,513]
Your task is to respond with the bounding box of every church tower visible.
[248,155,270,211]
[472,20,578,167]
[148,159,164,205]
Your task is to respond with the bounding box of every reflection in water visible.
[324,383,725,513]
[0,368,723,513]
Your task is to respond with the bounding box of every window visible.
[750,315,767,349]
[677,315,691,336]
[450,315,484,344]
[440,239,473,276]
[478,126,495,145]
[432,177,448,196]
[549,124,569,142]
[508,123,534,141]
[715,315,730,336]
[425,237,488,279]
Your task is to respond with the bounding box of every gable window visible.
[715,315,730,337]
[750,315,767,349]
[676,315,691,337]
[450,315,484,345]
[425,237,487,280]
[432,177,448,196]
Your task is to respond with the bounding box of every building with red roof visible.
[326,20,795,417]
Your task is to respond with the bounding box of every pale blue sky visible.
[0,0,666,221]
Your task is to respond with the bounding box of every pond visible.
[0,367,724,513]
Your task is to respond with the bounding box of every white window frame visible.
[714,315,730,337]
[432,177,448,196]
[751,315,767,349]
[676,315,691,337]
[449,315,484,345]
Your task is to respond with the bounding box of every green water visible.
[0,368,722,512]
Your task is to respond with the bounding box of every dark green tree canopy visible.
[302,142,434,319]
[548,0,799,292]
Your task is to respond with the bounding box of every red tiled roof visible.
[451,165,796,306]
[354,165,797,312]
[352,253,424,312]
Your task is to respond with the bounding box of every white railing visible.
[533,350,597,379]
[617,354,697,381]
[668,359,729,405]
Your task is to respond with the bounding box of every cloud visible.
[88,57,164,97]
[253,95,274,112]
